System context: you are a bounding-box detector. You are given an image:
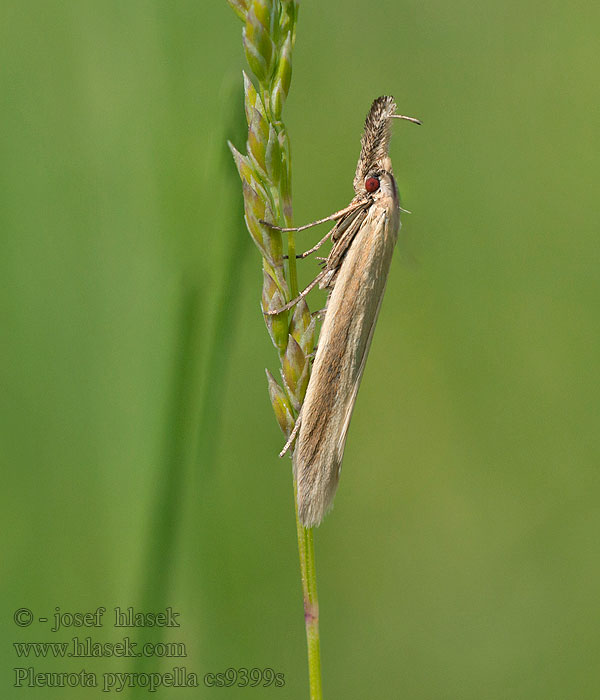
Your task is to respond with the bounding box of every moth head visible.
[353,96,420,195]
[363,169,396,200]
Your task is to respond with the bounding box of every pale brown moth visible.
[263,96,420,527]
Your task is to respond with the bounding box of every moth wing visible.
[294,202,399,527]
[335,272,388,463]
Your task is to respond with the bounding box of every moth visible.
[264,96,420,527]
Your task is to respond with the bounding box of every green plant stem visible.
[287,218,322,698]
[294,482,323,700]
[286,230,298,298]
[230,1,322,694]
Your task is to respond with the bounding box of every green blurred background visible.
[2,1,599,698]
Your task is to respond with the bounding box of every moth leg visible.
[259,201,363,232]
[264,271,326,316]
[283,230,330,259]
[295,228,336,258]
[282,229,338,260]
[279,413,302,458]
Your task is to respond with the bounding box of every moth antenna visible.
[279,414,302,458]
[390,114,422,125]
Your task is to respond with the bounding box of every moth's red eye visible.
[365,176,380,193]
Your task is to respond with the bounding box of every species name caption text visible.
[12,606,285,692]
